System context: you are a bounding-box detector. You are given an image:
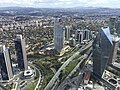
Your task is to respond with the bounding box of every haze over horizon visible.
[0,0,119,8]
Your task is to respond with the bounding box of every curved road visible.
[0,84,9,90]
[28,64,42,90]
[45,41,93,90]
[57,52,93,90]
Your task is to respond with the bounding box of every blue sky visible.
[0,0,120,8]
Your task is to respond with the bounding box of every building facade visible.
[75,29,91,44]
[83,29,90,40]
[75,29,83,44]
[93,27,113,78]
[14,35,28,71]
[109,36,120,63]
[65,25,72,40]
[115,20,120,35]
[54,18,64,52]
[0,45,13,80]
[109,17,117,34]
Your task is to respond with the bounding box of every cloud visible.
[0,0,119,8]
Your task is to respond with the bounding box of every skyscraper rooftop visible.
[102,27,113,45]
[93,27,113,78]
[16,34,23,40]
[0,45,5,52]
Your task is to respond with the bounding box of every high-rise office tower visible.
[115,20,120,35]
[65,26,71,40]
[109,36,120,63]
[83,29,90,40]
[54,18,64,52]
[0,45,13,80]
[93,27,113,78]
[79,32,84,43]
[75,29,84,44]
[109,17,117,34]
[14,35,28,71]
[75,29,80,42]
[89,31,94,39]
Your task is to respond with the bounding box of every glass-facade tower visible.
[0,45,13,80]
[14,35,28,71]
[93,27,113,78]
[54,18,64,52]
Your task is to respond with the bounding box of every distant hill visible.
[0,7,120,16]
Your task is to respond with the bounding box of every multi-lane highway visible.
[57,50,93,90]
[44,41,93,90]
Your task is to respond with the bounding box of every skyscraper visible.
[109,17,117,34]
[83,29,90,40]
[75,29,83,44]
[75,29,80,42]
[109,36,120,63]
[65,26,71,40]
[115,20,120,35]
[93,27,113,78]
[0,45,13,80]
[14,35,28,71]
[54,18,64,52]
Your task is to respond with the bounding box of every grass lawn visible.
[33,60,55,90]
[60,60,79,82]
[26,79,38,90]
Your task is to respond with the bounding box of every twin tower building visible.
[0,35,28,80]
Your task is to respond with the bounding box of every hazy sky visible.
[0,0,120,8]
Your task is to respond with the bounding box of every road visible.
[44,41,93,90]
[28,64,42,90]
[0,71,23,90]
[0,84,9,90]
[57,56,87,90]
[15,64,39,90]
[57,73,84,90]
[0,64,42,90]
[20,76,34,90]
[52,55,87,90]
[57,52,92,90]
[45,51,80,90]
[67,55,88,78]
[58,43,91,61]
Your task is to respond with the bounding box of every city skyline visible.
[0,3,120,89]
[0,0,119,8]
